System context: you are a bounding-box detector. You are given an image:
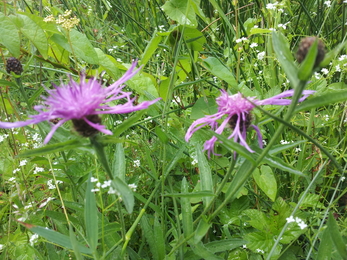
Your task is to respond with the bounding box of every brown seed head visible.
[6,57,23,75]
[296,37,325,68]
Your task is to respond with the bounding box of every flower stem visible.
[90,136,113,180]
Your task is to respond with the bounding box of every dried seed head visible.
[296,37,325,68]
[6,57,23,75]
[72,114,101,137]
[229,113,253,131]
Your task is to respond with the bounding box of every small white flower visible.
[236,37,248,43]
[280,140,290,145]
[96,182,101,188]
[257,51,265,60]
[33,167,44,174]
[242,244,247,249]
[8,177,16,182]
[286,215,295,223]
[101,180,112,188]
[339,55,347,61]
[266,2,278,10]
[324,1,331,7]
[90,177,98,183]
[114,120,122,125]
[297,221,308,229]
[133,160,141,167]
[13,168,20,174]
[321,68,329,75]
[91,188,100,192]
[29,233,39,246]
[341,176,346,182]
[128,183,137,191]
[0,244,4,250]
[314,72,321,79]
[335,64,341,72]
[17,217,26,222]
[19,160,28,166]
[256,248,265,254]
[295,147,302,152]
[250,43,258,48]
[262,140,267,145]
[39,197,55,208]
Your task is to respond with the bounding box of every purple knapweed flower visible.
[0,61,160,144]
[185,89,315,157]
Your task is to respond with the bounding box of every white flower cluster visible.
[47,179,63,190]
[286,215,308,229]
[266,1,284,12]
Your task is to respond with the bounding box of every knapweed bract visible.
[185,89,315,157]
[0,61,160,144]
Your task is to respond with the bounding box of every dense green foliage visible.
[1,0,347,259]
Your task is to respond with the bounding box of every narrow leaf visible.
[112,177,134,214]
[181,177,194,239]
[85,173,98,252]
[298,39,318,81]
[112,143,126,181]
[327,212,347,259]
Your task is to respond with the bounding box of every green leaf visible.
[140,33,162,67]
[191,241,223,260]
[194,217,211,244]
[181,178,194,240]
[0,12,20,57]
[141,215,159,260]
[196,143,214,207]
[190,97,217,119]
[112,177,134,214]
[85,173,98,253]
[69,224,83,260]
[153,217,165,260]
[18,14,48,59]
[295,90,347,112]
[317,227,333,260]
[262,154,304,177]
[327,212,347,259]
[164,191,215,198]
[253,165,277,201]
[17,139,86,157]
[298,39,318,81]
[272,32,299,87]
[204,239,246,253]
[19,223,92,255]
[51,29,98,64]
[162,0,197,27]
[95,48,119,78]
[182,27,206,51]
[112,143,126,181]
[202,57,238,91]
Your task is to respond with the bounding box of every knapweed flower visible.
[0,61,160,144]
[185,89,315,157]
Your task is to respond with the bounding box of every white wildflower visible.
[133,160,141,167]
[321,68,329,75]
[90,177,98,183]
[33,167,44,174]
[286,215,295,223]
[250,43,258,48]
[19,160,28,166]
[128,183,137,191]
[29,233,39,246]
[324,1,331,7]
[257,51,265,60]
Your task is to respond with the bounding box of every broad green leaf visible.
[253,166,277,202]
[295,90,347,112]
[162,0,197,27]
[298,39,318,81]
[272,32,299,87]
[112,177,134,214]
[140,33,162,67]
[17,139,86,157]
[202,57,238,91]
[327,212,347,259]
[51,30,98,64]
[298,192,325,209]
[141,215,159,260]
[95,48,119,78]
[204,239,246,253]
[317,227,332,260]
[69,224,83,260]
[190,97,217,119]
[244,231,282,258]
[0,12,20,57]
[19,222,92,255]
[181,178,194,240]
[85,173,98,252]
[68,29,99,64]
[196,143,214,207]
[154,217,165,260]
[182,27,206,51]
[18,14,48,59]
[191,241,223,260]
[112,143,125,181]
[194,217,211,244]
[243,209,271,231]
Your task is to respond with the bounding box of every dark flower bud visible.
[296,37,325,68]
[72,114,101,137]
[6,57,23,75]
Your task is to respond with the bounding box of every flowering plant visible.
[185,89,315,157]
[0,61,160,144]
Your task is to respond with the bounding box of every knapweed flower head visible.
[185,89,315,157]
[0,61,160,144]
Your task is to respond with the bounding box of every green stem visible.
[90,136,113,180]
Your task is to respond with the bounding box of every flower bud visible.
[296,37,325,68]
[6,57,23,75]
